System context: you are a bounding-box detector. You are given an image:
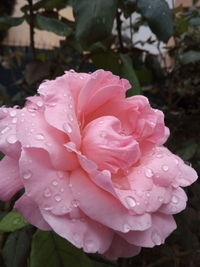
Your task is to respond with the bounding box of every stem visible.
[27,0,36,59]
[116,10,124,52]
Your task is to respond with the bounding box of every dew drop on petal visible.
[158,196,164,202]
[63,122,72,134]
[35,133,45,140]
[55,194,62,202]
[43,188,52,198]
[52,180,58,186]
[7,134,17,144]
[145,168,153,178]
[23,170,32,180]
[12,117,18,124]
[60,188,64,193]
[171,195,179,204]
[57,171,64,179]
[162,165,169,171]
[125,196,136,208]
[10,110,17,117]
[67,113,74,122]
[37,101,43,107]
[123,224,131,233]
[151,230,162,245]
[1,126,10,135]
[72,199,80,207]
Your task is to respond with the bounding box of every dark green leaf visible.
[137,0,174,42]
[0,210,28,232]
[73,0,118,48]
[120,54,141,96]
[36,15,72,36]
[180,50,200,64]
[91,51,121,75]
[177,139,198,161]
[0,16,24,27]
[30,230,93,267]
[2,226,34,267]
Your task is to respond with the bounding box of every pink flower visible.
[0,70,197,259]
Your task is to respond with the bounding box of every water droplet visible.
[44,188,52,197]
[146,192,150,197]
[69,69,75,73]
[35,133,45,140]
[61,206,70,214]
[23,170,32,180]
[174,158,179,165]
[52,180,58,186]
[63,122,72,134]
[60,188,64,193]
[171,195,179,204]
[69,183,72,188]
[72,199,80,207]
[55,194,62,202]
[151,230,162,245]
[102,169,111,177]
[21,118,25,122]
[12,117,18,124]
[13,218,21,225]
[43,205,53,211]
[100,130,106,137]
[1,126,10,135]
[68,103,73,109]
[145,168,153,178]
[158,196,164,202]
[162,165,169,171]
[123,224,131,233]
[73,233,80,243]
[37,101,43,107]
[7,134,17,144]
[85,240,95,252]
[156,153,163,158]
[30,128,34,133]
[125,196,136,208]
[67,113,74,122]
[10,110,17,117]
[49,102,57,107]
[155,173,160,179]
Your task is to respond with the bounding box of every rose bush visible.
[0,70,197,259]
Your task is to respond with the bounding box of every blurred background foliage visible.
[0,0,200,266]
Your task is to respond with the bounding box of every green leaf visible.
[120,54,141,96]
[2,226,34,267]
[137,0,174,42]
[0,16,24,27]
[0,210,28,232]
[73,0,118,48]
[177,139,198,161]
[91,51,121,75]
[180,50,200,64]
[36,15,72,36]
[30,230,93,267]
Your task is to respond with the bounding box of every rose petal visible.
[0,156,23,201]
[14,194,51,230]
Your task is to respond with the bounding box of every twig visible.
[27,0,36,59]
[116,10,124,52]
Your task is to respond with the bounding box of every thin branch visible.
[116,10,124,52]
[27,0,36,59]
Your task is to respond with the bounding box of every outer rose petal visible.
[0,156,23,201]
[70,169,152,232]
[16,106,78,171]
[119,213,177,248]
[19,148,75,215]
[103,235,141,260]
[14,194,51,230]
[0,108,21,159]
[41,209,113,254]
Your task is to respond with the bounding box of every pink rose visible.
[0,70,197,259]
